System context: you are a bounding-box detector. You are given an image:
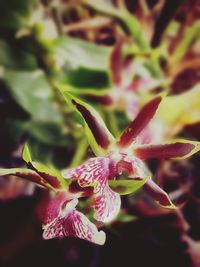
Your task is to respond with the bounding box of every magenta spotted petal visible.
[63,157,115,193]
[63,209,106,245]
[62,157,120,222]
[92,185,121,223]
[42,193,106,245]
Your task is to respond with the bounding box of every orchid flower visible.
[1,94,200,245]
[42,192,105,245]
[61,92,200,224]
[61,40,165,144]
[0,145,106,245]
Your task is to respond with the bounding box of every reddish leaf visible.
[62,157,111,193]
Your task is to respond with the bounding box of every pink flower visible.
[61,93,200,223]
[1,94,199,245]
[42,192,106,245]
[0,146,106,245]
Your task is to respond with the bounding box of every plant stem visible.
[170,20,200,66]
[70,137,88,167]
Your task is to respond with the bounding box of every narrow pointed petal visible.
[62,157,112,193]
[92,185,121,223]
[42,193,105,245]
[23,144,66,189]
[61,92,115,156]
[71,99,113,150]
[135,141,200,160]
[110,40,123,85]
[143,179,175,208]
[0,168,52,189]
[118,96,162,148]
[85,93,113,106]
[28,162,64,189]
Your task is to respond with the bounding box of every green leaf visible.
[109,177,150,195]
[3,69,62,123]
[0,167,33,177]
[52,35,111,71]
[0,40,37,70]
[170,20,200,66]
[116,212,137,222]
[0,0,36,32]
[66,68,109,89]
[23,143,32,163]
[156,85,200,127]
[83,0,148,50]
[28,121,72,146]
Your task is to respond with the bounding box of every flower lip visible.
[116,159,133,177]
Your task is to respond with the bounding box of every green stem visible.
[104,110,120,137]
[170,20,200,66]
[70,137,88,167]
[83,0,164,78]
[84,0,148,50]
[50,2,64,35]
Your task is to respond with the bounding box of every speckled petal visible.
[92,185,121,223]
[42,193,106,245]
[62,157,111,193]
[63,210,106,245]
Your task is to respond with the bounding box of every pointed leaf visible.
[118,96,162,148]
[22,143,32,163]
[135,140,200,160]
